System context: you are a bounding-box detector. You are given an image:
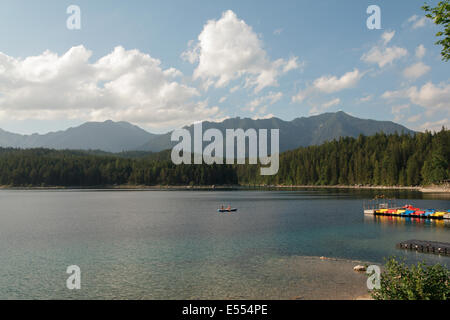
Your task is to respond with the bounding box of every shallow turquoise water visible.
[0,189,448,299]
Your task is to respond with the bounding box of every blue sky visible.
[0,0,448,134]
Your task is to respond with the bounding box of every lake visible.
[0,189,448,299]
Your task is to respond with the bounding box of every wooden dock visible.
[397,240,450,256]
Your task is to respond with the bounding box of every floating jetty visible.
[397,240,450,256]
[363,199,450,220]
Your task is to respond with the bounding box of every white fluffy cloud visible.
[291,90,308,103]
[313,69,362,94]
[292,69,363,103]
[359,94,373,103]
[381,31,395,45]
[415,44,426,59]
[420,119,449,131]
[322,98,341,108]
[229,86,240,93]
[391,104,410,114]
[384,80,450,131]
[0,46,220,128]
[391,104,410,121]
[407,114,422,123]
[181,10,300,93]
[407,15,427,29]
[403,62,431,80]
[310,98,341,115]
[362,46,408,68]
[361,31,407,68]
[382,82,450,115]
[252,112,275,120]
[248,91,283,108]
[401,44,429,81]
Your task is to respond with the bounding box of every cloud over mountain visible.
[292,69,363,103]
[0,46,220,128]
[383,82,450,116]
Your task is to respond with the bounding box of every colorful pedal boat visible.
[424,210,435,217]
[373,206,447,219]
[403,206,420,211]
[432,211,446,218]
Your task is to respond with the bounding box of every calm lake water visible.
[0,189,448,299]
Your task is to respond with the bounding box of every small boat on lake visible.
[217,205,237,213]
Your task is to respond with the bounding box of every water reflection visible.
[365,214,449,229]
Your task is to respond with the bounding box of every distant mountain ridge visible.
[0,112,415,153]
[137,111,415,152]
[0,120,155,153]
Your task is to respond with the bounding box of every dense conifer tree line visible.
[237,129,449,186]
[0,129,448,187]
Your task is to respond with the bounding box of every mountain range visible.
[0,112,415,153]
[0,121,154,153]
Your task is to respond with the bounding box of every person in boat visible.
[221,205,224,210]
[227,205,231,211]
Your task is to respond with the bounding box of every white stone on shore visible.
[353,265,366,272]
